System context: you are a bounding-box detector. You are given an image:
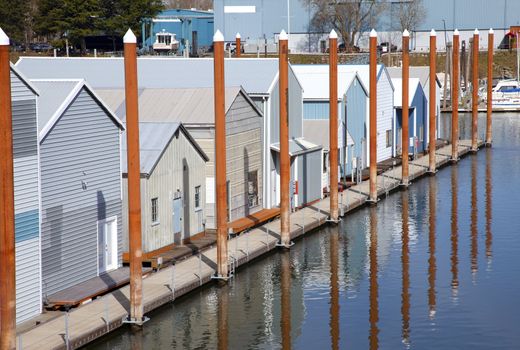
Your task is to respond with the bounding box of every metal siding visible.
[346,77,368,173]
[303,101,329,120]
[11,71,35,101]
[377,70,394,162]
[40,89,122,296]
[288,69,303,138]
[297,149,321,206]
[122,129,207,252]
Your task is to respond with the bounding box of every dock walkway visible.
[15,141,481,350]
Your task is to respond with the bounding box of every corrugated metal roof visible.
[302,120,354,152]
[121,122,208,175]
[16,57,282,94]
[391,78,421,108]
[292,65,367,99]
[271,138,322,156]
[387,67,442,89]
[96,86,242,125]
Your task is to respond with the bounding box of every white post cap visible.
[454,29,460,36]
[279,29,288,40]
[236,32,241,39]
[403,29,410,37]
[430,29,436,37]
[489,28,494,34]
[123,29,136,44]
[0,27,9,45]
[370,29,377,37]
[329,29,338,39]
[474,28,479,35]
[213,29,224,42]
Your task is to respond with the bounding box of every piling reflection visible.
[451,166,459,299]
[329,227,340,350]
[368,207,379,350]
[485,149,493,268]
[470,155,478,279]
[401,191,411,346]
[280,251,292,350]
[130,327,143,350]
[217,285,229,350]
[428,177,437,319]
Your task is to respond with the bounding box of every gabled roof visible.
[10,63,39,97]
[95,86,262,125]
[387,66,442,89]
[270,138,322,157]
[302,119,354,151]
[339,64,395,91]
[391,78,422,108]
[292,65,369,100]
[30,79,124,141]
[16,57,294,95]
[121,122,208,176]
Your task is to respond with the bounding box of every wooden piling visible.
[235,33,241,58]
[471,29,479,151]
[0,27,16,350]
[279,30,291,247]
[369,29,378,202]
[402,30,410,186]
[451,30,460,161]
[329,30,339,221]
[486,29,494,145]
[213,30,229,278]
[429,30,437,172]
[123,29,145,324]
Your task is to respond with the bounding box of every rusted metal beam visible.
[329,30,339,221]
[451,30,460,161]
[429,30,437,173]
[279,30,291,247]
[0,28,16,350]
[486,29,494,145]
[472,29,479,151]
[402,30,410,186]
[369,29,378,203]
[213,30,229,278]
[123,29,145,325]
[235,33,241,58]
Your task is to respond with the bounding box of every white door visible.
[98,217,118,274]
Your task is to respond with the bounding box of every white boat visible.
[152,30,179,54]
[492,79,520,108]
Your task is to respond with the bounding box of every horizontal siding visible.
[11,70,36,100]
[13,156,39,214]
[12,100,38,158]
[16,237,41,323]
[40,88,122,296]
[377,71,394,162]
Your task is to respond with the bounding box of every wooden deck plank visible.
[228,208,280,234]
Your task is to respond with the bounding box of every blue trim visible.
[15,209,39,243]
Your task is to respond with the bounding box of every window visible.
[151,197,159,224]
[419,126,424,142]
[195,186,201,209]
[386,130,392,148]
[248,171,259,208]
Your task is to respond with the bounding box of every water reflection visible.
[451,165,459,300]
[280,251,292,350]
[401,191,411,346]
[471,156,478,280]
[485,149,493,268]
[217,285,228,350]
[329,227,340,350]
[428,178,437,320]
[368,207,379,350]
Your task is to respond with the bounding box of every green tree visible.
[0,0,29,43]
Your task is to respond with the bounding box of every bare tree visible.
[397,0,425,32]
[164,0,213,10]
[302,0,387,51]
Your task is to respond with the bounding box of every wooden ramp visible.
[45,267,152,309]
[228,208,280,234]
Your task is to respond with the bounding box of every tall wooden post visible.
[486,28,494,145]
[213,30,229,278]
[369,29,378,203]
[471,29,479,151]
[124,29,144,324]
[329,29,339,221]
[429,30,437,173]
[402,30,410,186]
[451,30,460,161]
[0,28,16,350]
[279,30,291,247]
[235,32,241,58]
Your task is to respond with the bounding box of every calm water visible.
[88,113,520,349]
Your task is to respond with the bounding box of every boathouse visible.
[293,64,368,192]
[31,79,124,301]
[121,122,208,257]
[15,57,323,212]
[391,78,428,155]
[10,65,41,323]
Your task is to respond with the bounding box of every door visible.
[98,217,118,274]
[173,196,182,244]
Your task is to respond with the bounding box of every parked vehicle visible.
[378,42,398,53]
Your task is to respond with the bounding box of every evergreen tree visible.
[0,0,29,42]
